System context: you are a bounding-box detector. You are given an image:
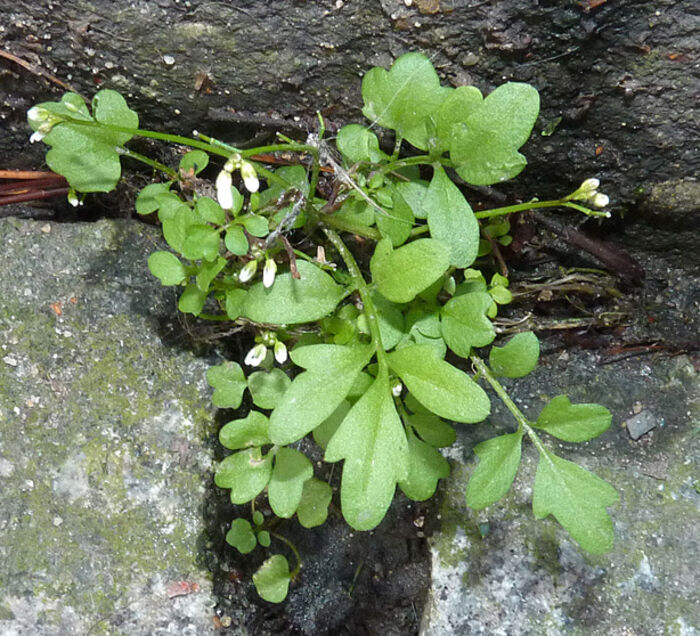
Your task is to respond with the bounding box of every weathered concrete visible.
[0,218,217,635]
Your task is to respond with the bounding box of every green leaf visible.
[207,361,247,409]
[224,225,249,256]
[388,345,491,423]
[361,52,451,150]
[161,203,199,254]
[325,372,408,530]
[441,292,496,357]
[215,447,273,504]
[135,182,172,215]
[534,395,612,442]
[225,288,247,320]
[196,196,226,225]
[394,180,429,219]
[269,344,373,445]
[257,530,271,547]
[147,251,186,286]
[533,452,619,553]
[370,238,450,303]
[247,368,291,410]
[451,82,540,185]
[466,431,523,510]
[182,224,221,261]
[252,510,265,527]
[196,256,226,292]
[179,150,209,175]
[177,284,207,316]
[253,555,291,603]
[268,447,314,518]
[424,165,480,268]
[362,293,404,351]
[435,86,483,152]
[399,428,450,501]
[297,478,333,528]
[489,285,512,305]
[225,518,257,554]
[312,400,352,450]
[42,90,138,192]
[243,260,345,324]
[375,185,414,247]
[489,331,540,378]
[336,124,389,164]
[407,413,456,448]
[219,411,270,450]
[238,213,268,237]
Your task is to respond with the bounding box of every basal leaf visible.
[147,251,186,286]
[297,478,333,528]
[312,400,352,450]
[388,345,491,423]
[336,124,389,164]
[534,395,612,442]
[269,344,373,445]
[533,452,619,554]
[489,331,540,378]
[253,555,291,603]
[450,83,539,186]
[370,292,405,351]
[215,447,273,504]
[361,52,451,150]
[268,447,314,518]
[225,518,257,554]
[325,372,408,530]
[466,431,524,510]
[247,368,292,410]
[207,361,247,409]
[399,428,450,501]
[177,284,207,316]
[182,224,221,261]
[219,411,270,450]
[370,238,450,303]
[238,213,269,237]
[424,165,480,268]
[243,260,345,324]
[441,292,496,357]
[394,180,429,219]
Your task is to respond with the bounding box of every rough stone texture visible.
[0,218,217,635]
[422,351,700,635]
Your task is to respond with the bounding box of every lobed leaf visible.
[441,292,496,357]
[247,368,292,410]
[225,518,257,554]
[219,411,270,450]
[466,431,523,510]
[268,447,314,518]
[207,361,247,409]
[399,429,450,501]
[215,447,273,504]
[336,124,389,164]
[534,395,612,442]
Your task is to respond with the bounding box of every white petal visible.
[29,131,45,144]
[274,341,288,364]
[580,178,600,192]
[238,260,258,283]
[391,382,403,397]
[263,259,277,288]
[244,344,267,367]
[592,193,609,208]
[216,170,233,210]
[240,161,259,193]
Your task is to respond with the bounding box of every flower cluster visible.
[27,106,62,144]
[216,153,259,210]
[238,257,277,288]
[244,331,288,367]
[568,178,609,209]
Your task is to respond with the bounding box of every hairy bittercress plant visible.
[29,52,618,603]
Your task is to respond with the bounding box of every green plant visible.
[28,52,619,603]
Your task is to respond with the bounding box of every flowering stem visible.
[118,147,177,179]
[474,199,608,220]
[323,228,388,372]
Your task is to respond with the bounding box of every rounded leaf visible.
[489,331,540,378]
[253,555,291,603]
[148,251,186,286]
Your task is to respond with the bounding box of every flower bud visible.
[29,131,45,144]
[579,178,600,193]
[273,340,288,365]
[216,170,233,210]
[244,344,267,367]
[238,259,258,283]
[263,258,277,288]
[391,381,403,397]
[592,193,609,208]
[240,161,259,193]
[27,106,50,125]
[67,188,82,207]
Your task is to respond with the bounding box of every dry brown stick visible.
[0,169,64,180]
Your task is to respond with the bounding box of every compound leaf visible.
[489,331,540,378]
[424,165,480,268]
[219,411,270,450]
[269,344,373,445]
[533,452,619,554]
[215,447,272,504]
[297,478,333,528]
[466,431,523,510]
[388,345,491,423]
[534,395,612,442]
[253,555,291,603]
[207,361,247,409]
[268,447,314,518]
[243,260,345,324]
[441,291,496,357]
[325,373,408,530]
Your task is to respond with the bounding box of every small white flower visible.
[391,381,403,397]
[244,344,267,367]
[238,259,258,283]
[240,161,259,193]
[579,178,600,193]
[29,131,45,144]
[592,192,609,208]
[216,170,233,210]
[27,106,49,125]
[67,189,81,207]
[263,258,277,288]
[273,340,288,365]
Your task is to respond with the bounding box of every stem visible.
[321,213,381,240]
[269,531,302,578]
[239,143,319,159]
[375,154,438,177]
[119,147,177,178]
[475,199,608,220]
[469,354,548,455]
[323,228,388,371]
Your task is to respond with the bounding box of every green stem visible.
[119,147,177,178]
[239,143,319,158]
[375,154,440,177]
[269,531,302,578]
[474,199,608,220]
[321,214,381,240]
[469,354,548,454]
[323,228,388,371]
